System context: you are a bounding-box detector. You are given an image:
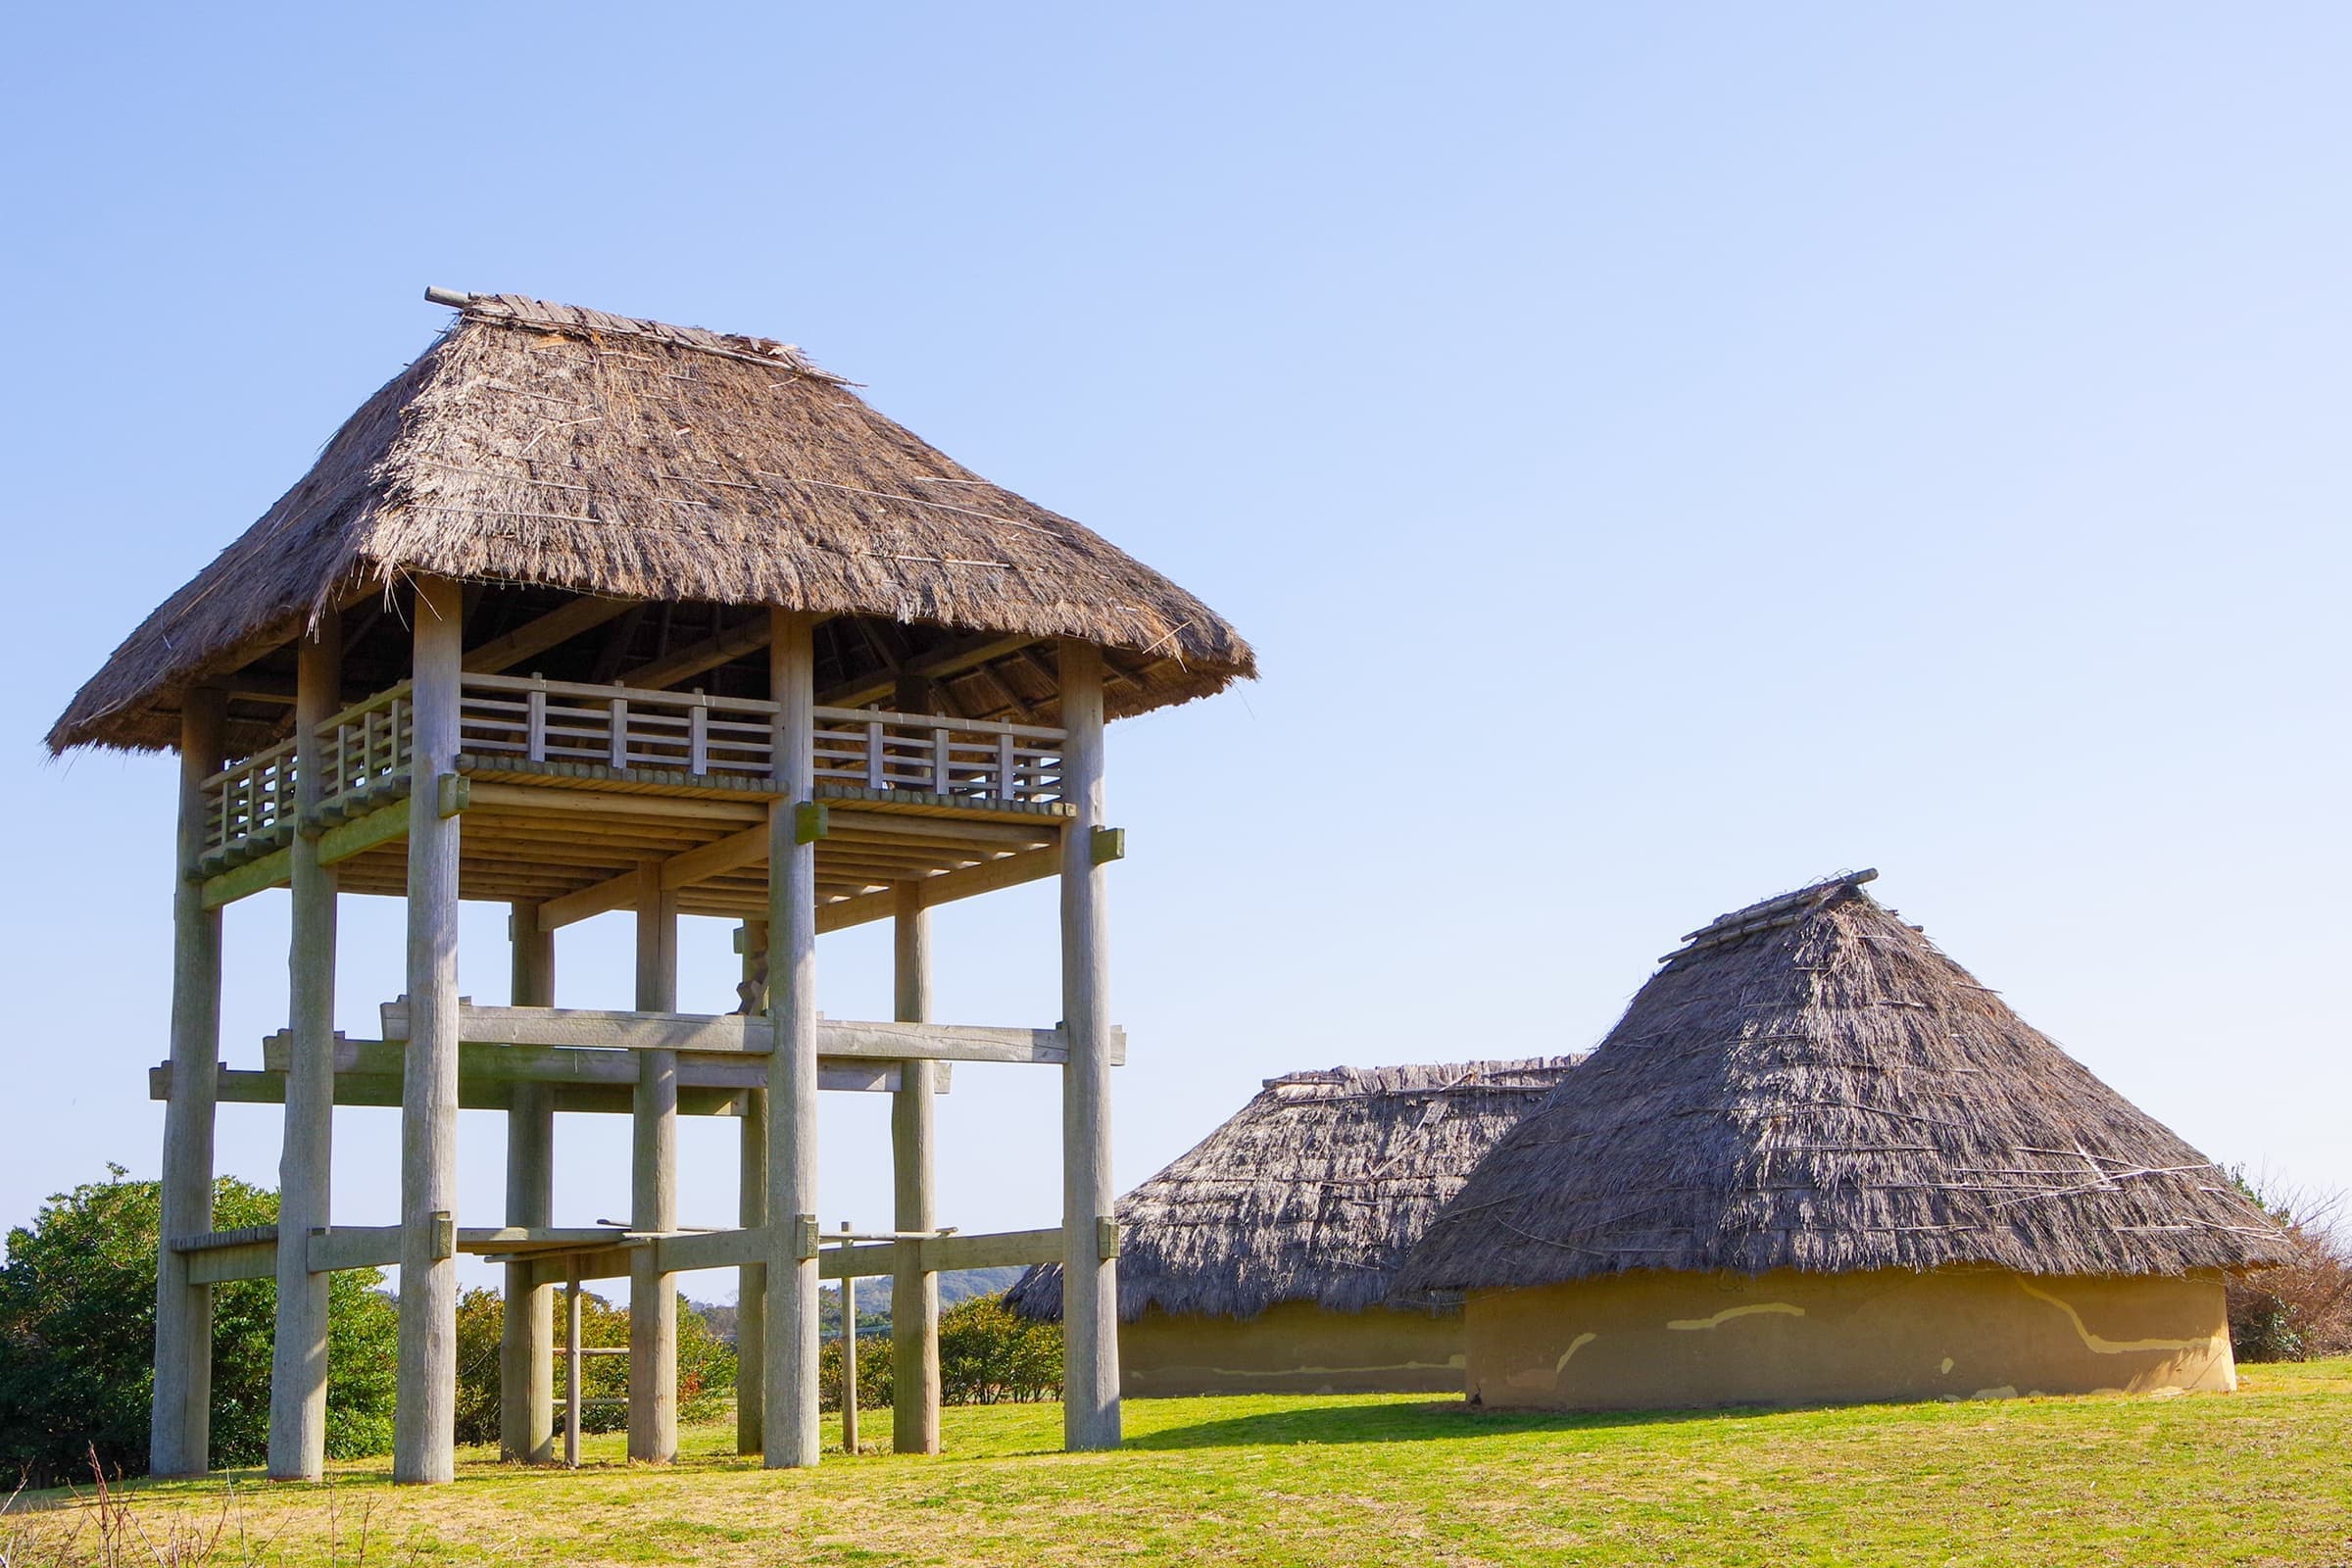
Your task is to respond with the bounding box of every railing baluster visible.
[932,727,952,794]
[865,720,886,789]
[609,698,629,769]
[689,700,709,775]
[997,733,1016,801]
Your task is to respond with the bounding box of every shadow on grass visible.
[1123,1397,1788,1450]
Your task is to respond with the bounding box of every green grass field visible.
[10,1360,2351,1566]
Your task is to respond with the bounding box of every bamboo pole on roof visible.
[393,575,465,1485]
[762,609,822,1468]
[269,612,340,1480]
[152,689,225,1479]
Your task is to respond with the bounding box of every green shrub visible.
[2226,1172,2352,1362]
[0,1165,399,1483]
[451,1287,734,1446]
[939,1293,1061,1404]
[818,1330,894,1413]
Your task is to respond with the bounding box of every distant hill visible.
[689,1267,1026,1345]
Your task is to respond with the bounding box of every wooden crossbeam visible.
[821,632,1038,710]
[537,823,771,930]
[255,1035,949,1095]
[815,846,1059,933]
[619,617,772,692]
[463,597,639,674]
[151,1059,925,1115]
[526,1225,1066,1289]
[379,1003,1122,1065]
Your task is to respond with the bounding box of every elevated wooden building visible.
[49,291,1252,1481]
[1398,872,2290,1410]
[1005,1059,1578,1395]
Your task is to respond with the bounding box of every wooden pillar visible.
[1056,641,1120,1451]
[394,574,465,1484]
[629,863,679,1462]
[762,609,821,1468]
[269,612,340,1480]
[735,918,767,1457]
[564,1262,583,1469]
[151,688,224,1479]
[890,882,942,1456]
[500,902,556,1464]
[840,1223,859,1454]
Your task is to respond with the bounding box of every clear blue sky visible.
[3,5,2345,1297]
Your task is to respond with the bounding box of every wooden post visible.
[151,688,224,1479]
[839,1222,858,1454]
[1057,641,1120,1451]
[564,1262,583,1469]
[891,882,942,1456]
[735,918,767,1457]
[394,574,465,1485]
[270,611,340,1480]
[500,902,556,1464]
[629,862,679,1463]
[763,609,822,1468]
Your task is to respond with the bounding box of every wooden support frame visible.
[763,609,822,1468]
[269,611,339,1480]
[1057,640,1121,1451]
[464,596,638,675]
[152,689,224,1479]
[380,1003,1116,1064]
[394,575,465,1485]
[629,867,680,1464]
[892,883,943,1455]
[501,903,557,1464]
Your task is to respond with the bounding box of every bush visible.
[818,1330,894,1413]
[451,1287,735,1446]
[0,1165,400,1484]
[939,1293,1061,1404]
[2227,1175,2352,1362]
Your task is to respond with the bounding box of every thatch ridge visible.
[51,291,1254,754]
[1004,1057,1580,1323]
[1396,874,2290,1298]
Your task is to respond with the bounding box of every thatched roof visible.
[1397,872,2290,1298]
[51,291,1253,755]
[1005,1058,1579,1323]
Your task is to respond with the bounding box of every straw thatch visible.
[51,292,1254,755]
[1006,1058,1580,1323]
[1397,872,2290,1298]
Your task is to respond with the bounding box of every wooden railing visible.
[196,675,1066,859]
[458,674,776,780]
[811,707,1063,804]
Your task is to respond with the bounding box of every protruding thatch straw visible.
[51,293,1254,755]
[1006,1058,1580,1323]
[1396,873,2290,1298]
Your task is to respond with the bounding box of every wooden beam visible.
[462,781,769,824]
[380,1003,1121,1065]
[463,597,638,675]
[1058,638,1119,1452]
[619,616,771,692]
[814,847,1059,933]
[537,823,771,931]
[821,632,1037,710]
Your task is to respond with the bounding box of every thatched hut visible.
[1397,872,2289,1410]
[1007,1058,1577,1396]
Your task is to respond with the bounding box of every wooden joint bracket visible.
[794,801,829,846]
[436,773,471,819]
[1097,1216,1121,1261]
[793,1213,820,1261]
[1089,826,1126,865]
[430,1210,457,1261]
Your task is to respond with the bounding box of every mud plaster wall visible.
[1465,1266,2235,1409]
[1121,1301,1466,1396]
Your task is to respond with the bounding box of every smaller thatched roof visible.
[52,291,1254,755]
[1005,1058,1579,1323]
[1397,872,2292,1300]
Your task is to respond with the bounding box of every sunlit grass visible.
[8,1359,2349,1565]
